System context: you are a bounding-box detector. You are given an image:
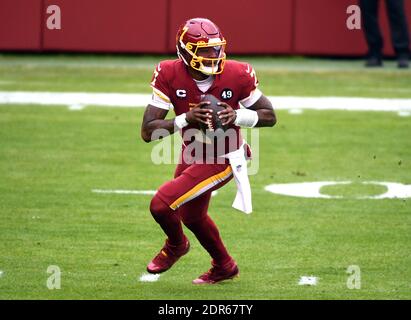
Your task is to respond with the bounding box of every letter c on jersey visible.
[176,90,187,98]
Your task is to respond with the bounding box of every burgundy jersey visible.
[149,59,260,159]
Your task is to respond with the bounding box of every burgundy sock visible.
[185,215,231,265]
[150,195,185,245]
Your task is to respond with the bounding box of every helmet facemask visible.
[177,26,227,75]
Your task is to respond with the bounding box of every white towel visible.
[223,140,252,214]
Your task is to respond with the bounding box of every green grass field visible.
[0,54,410,299]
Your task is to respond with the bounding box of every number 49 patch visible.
[220,89,233,100]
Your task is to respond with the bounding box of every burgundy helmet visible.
[176,18,227,75]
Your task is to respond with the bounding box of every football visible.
[199,94,228,135]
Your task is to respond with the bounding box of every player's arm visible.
[217,95,276,128]
[142,63,183,143]
[141,103,213,143]
[141,105,175,143]
[246,95,276,127]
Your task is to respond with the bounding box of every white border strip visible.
[1,91,411,111]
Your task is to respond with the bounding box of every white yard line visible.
[272,96,411,112]
[92,189,156,195]
[264,181,411,199]
[92,189,219,197]
[1,91,411,112]
[0,91,149,108]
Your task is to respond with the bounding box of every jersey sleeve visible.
[149,63,173,110]
[238,63,263,108]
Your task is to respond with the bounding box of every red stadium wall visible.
[167,0,293,54]
[294,0,367,56]
[294,0,411,56]
[42,0,168,53]
[0,0,410,56]
[0,0,43,50]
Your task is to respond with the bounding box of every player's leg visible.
[147,195,190,274]
[185,212,239,285]
[146,163,190,274]
[150,195,186,245]
[177,166,239,284]
[147,163,232,274]
[180,192,232,266]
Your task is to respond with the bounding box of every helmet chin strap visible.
[176,46,189,66]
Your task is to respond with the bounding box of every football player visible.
[141,17,276,284]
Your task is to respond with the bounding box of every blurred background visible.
[1,0,410,57]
